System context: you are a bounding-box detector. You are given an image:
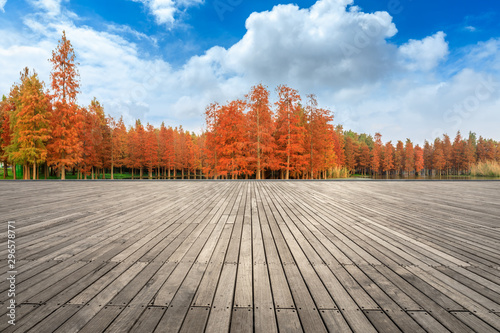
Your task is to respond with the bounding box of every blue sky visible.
[1,0,499,143]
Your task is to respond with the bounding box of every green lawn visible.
[0,167,138,180]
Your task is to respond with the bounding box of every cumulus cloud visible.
[223,0,398,90]
[0,0,6,13]
[398,31,449,71]
[132,0,203,27]
[1,0,499,140]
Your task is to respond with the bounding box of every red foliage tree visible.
[274,85,306,179]
[404,139,414,176]
[214,100,249,179]
[305,94,334,179]
[246,84,276,179]
[144,123,158,179]
[414,145,424,175]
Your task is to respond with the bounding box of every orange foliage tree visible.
[5,68,51,179]
[305,94,335,179]
[382,141,394,178]
[246,84,277,179]
[47,31,82,180]
[274,85,305,179]
[414,145,424,175]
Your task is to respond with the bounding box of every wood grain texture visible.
[1,180,499,332]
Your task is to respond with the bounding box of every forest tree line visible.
[1,32,499,180]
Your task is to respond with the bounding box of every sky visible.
[0,0,499,144]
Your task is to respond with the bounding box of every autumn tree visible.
[394,140,404,175]
[214,100,249,179]
[246,84,276,179]
[274,85,306,179]
[414,145,424,176]
[371,133,382,176]
[382,141,394,178]
[357,142,371,175]
[5,68,51,179]
[91,99,109,179]
[403,139,414,176]
[332,125,345,168]
[433,138,446,178]
[0,95,12,178]
[344,136,357,173]
[305,94,334,179]
[47,31,82,179]
[423,140,433,176]
[442,134,452,175]
[134,120,146,179]
[204,103,220,179]
[111,116,128,176]
[144,123,158,179]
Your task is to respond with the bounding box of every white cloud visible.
[0,0,499,141]
[132,0,203,27]
[29,0,65,16]
[0,0,6,13]
[221,0,398,90]
[464,26,476,32]
[399,31,449,71]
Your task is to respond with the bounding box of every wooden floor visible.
[1,180,500,332]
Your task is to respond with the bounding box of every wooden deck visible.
[1,180,500,332]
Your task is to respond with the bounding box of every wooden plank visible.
[79,306,124,333]
[109,261,164,306]
[104,305,146,332]
[1,181,500,333]
[451,311,500,333]
[230,308,253,333]
[179,307,211,333]
[276,308,302,332]
[129,262,177,306]
[320,309,352,333]
[363,310,402,333]
[155,262,209,332]
[204,263,238,333]
[54,261,147,333]
[129,306,166,333]
[0,304,39,332]
[191,224,233,307]
[27,304,83,332]
[407,311,452,333]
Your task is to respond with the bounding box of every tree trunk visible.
[140,167,143,179]
[3,160,7,179]
[33,162,36,180]
[168,167,171,180]
[111,163,114,180]
[91,167,94,180]
[149,168,152,179]
[182,168,184,179]
[102,168,105,179]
